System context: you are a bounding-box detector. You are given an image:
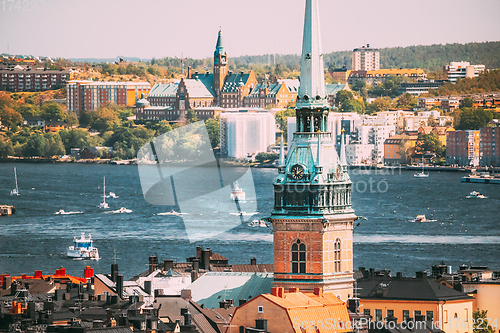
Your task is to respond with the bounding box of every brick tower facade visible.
[213,29,227,106]
[270,0,356,301]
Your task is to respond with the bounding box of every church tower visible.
[213,29,227,106]
[270,0,356,301]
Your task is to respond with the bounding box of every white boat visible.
[55,209,83,215]
[111,207,132,214]
[466,191,488,199]
[414,157,429,178]
[109,192,119,198]
[67,233,99,260]
[415,214,427,222]
[99,177,109,209]
[10,167,19,196]
[157,210,186,216]
[230,181,246,201]
[248,219,269,228]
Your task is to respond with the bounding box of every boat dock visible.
[0,205,16,216]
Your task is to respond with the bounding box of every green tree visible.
[398,134,412,164]
[65,111,79,128]
[461,97,474,108]
[351,80,366,92]
[59,128,93,154]
[0,139,14,158]
[79,111,94,128]
[205,118,220,148]
[255,152,269,163]
[457,108,493,130]
[335,90,353,106]
[18,104,40,118]
[90,106,121,133]
[40,101,65,122]
[43,132,65,156]
[341,99,365,113]
[368,97,393,114]
[23,133,47,157]
[186,109,198,123]
[396,93,417,109]
[428,115,436,127]
[0,106,23,130]
[472,310,494,333]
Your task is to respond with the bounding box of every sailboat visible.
[414,156,429,178]
[98,176,109,208]
[10,167,19,196]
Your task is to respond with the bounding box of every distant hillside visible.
[230,41,500,72]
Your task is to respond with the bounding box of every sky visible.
[1,0,499,60]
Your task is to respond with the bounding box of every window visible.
[334,238,341,272]
[414,310,422,319]
[426,311,433,322]
[364,309,371,317]
[292,239,306,273]
[387,309,394,319]
[403,310,410,322]
[375,309,382,322]
[257,306,263,313]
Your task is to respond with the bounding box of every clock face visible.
[291,164,304,180]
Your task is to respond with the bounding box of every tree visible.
[255,152,269,163]
[40,101,65,122]
[367,97,393,114]
[351,80,366,92]
[416,133,445,157]
[341,99,365,113]
[396,93,417,109]
[0,106,23,130]
[461,97,474,108]
[186,109,198,123]
[472,310,494,333]
[275,108,295,132]
[0,139,14,158]
[79,111,94,128]
[23,133,47,157]
[59,128,93,154]
[335,90,353,106]
[205,118,220,148]
[398,134,412,164]
[65,111,79,128]
[43,132,65,156]
[457,108,493,130]
[428,115,436,127]
[18,104,40,118]
[90,106,121,133]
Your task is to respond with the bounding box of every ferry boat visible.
[230,181,246,201]
[248,219,269,228]
[466,191,488,199]
[67,233,99,260]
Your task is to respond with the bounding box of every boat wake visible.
[55,210,83,215]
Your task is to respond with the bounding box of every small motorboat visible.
[67,233,99,260]
[466,191,488,199]
[157,210,186,216]
[55,209,83,215]
[111,207,132,214]
[248,219,269,228]
[415,214,427,222]
[109,192,119,198]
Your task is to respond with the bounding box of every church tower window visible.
[292,240,306,273]
[334,238,341,272]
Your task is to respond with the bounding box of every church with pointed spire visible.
[270,0,356,301]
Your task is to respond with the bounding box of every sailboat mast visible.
[14,168,18,192]
[103,177,106,203]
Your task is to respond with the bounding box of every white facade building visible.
[352,44,380,71]
[221,110,276,159]
[444,61,485,83]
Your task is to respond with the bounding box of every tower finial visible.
[279,131,285,167]
[340,127,347,168]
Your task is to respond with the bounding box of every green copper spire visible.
[297,0,329,110]
[214,29,226,64]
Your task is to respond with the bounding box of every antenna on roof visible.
[111,249,121,264]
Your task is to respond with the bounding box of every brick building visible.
[244,79,299,108]
[446,130,480,166]
[1,67,71,92]
[479,121,500,166]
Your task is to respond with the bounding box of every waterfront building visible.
[352,44,380,71]
[1,67,71,92]
[398,80,446,96]
[244,79,299,109]
[67,80,151,115]
[269,0,356,300]
[443,61,485,83]
[446,130,480,166]
[479,121,500,166]
[348,68,426,85]
[219,110,276,159]
[384,134,418,165]
[357,269,474,333]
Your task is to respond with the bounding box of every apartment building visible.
[399,80,446,96]
[244,79,299,109]
[446,130,480,166]
[352,44,380,71]
[479,121,500,166]
[67,80,151,115]
[348,68,426,85]
[444,61,485,83]
[1,68,71,92]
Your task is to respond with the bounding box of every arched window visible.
[334,238,341,272]
[292,240,306,273]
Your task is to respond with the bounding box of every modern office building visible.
[479,121,500,167]
[443,61,485,83]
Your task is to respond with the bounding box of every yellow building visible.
[358,271,474,333]
[349,68,426,85]
[462,281,500,329]
[227,287,351,333]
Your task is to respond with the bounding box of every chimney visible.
[10,281,18,296]
[144,280,152,295]
[187,66,192,79]
[239,299,247,306]
[148,256,158,273]
[201,249,211,270]
[3,276,12,290]
[255,319,268,332]
[227,299,234,307]
[116,274,124,298]
[55,288,64,301]
[192,258,200,272]
[347,298,359,313]
[277,287,285,298]
[163,259,174,271]
[416,271,427,279]
[196,246,202,258]
[181,308,192,326]
[270,287,277,296]
[396,272,403,279]
[313,287,322,297]
[250,258,257,266]
[180,289,191,300]
[289,287,299,293]
[84,266,94,279]
[111,263,118,282]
